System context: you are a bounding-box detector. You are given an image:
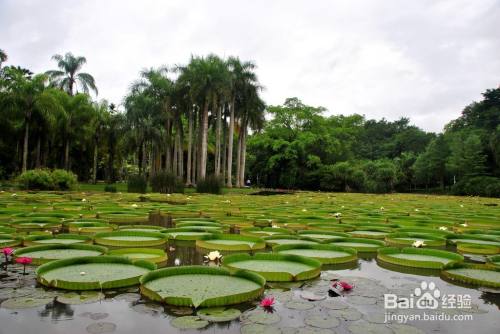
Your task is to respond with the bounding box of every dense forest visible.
[0,49,499,196]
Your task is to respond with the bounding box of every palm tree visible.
[0,68,61,172]
[226,57,258,187]
[0,49,7,69]
[46,52,97,96]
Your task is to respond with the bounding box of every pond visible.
[1,244,499,334]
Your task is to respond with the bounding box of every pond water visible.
[0,243,498,334]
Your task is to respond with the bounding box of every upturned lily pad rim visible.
[377,247,463,269]
[0,233,22,247]
[93,230,167,247]
[36,255,156,290]
[441,262,500,288]
[457,243,499,255]
[240,227,292,237]
[140,265,265,307]
[222,252,322,281]
[486,255,500,269]
[330,237,386,252]
[23,233,92,246]
[162,228,217,240]
[13,243,108,265]
[273,243,357,264]
[385,232,446,247]
[446,234,500,246]
[196,234,266,251]
[108,247,168,265]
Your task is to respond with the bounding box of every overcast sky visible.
[1,0,499,132]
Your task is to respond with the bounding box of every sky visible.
[1,0,499,132]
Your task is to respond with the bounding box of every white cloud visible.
[1,0,499,132]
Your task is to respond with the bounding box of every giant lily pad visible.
[14,244,108,265]
[297,230,349,242]
[273,244,357,264]
[377,247,463,269]
[37,256,155,290]
[162,228,213,240]
[108,248,167,265]
[140,266,265,308]
[94,231,167,248]
[223,253,321,281]
[197,307,241,322]
[441,263,500,288]
[263,235,318,246]
[486,255,500,269]
[170,316,209,329]
[330,238,385,252]
[196,234,266,251]
[385,233,446,247]
[23,233,92,246]
[0,233,22,247]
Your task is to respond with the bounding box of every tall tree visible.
[46,52,97,96]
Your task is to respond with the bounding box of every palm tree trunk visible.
[236,119,243,187]
[240,125,247,187]
[214,100,221,176]
[165,119,172,172]
[186,108,193,185]
[178,122,184,179]
[35,136,41,169]
[64,139,70,171]
[199,99,209,180]
[22,121,30,173]
[222,113,227,182]
[173,130,179,176]
[226,98,235,187]
[92,141,98,184]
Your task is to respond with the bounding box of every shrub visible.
[50,169,78,190]
[150,171,184,194]
[17,169,77,190]
[452,176,500,198]
[104,184,117,193]
[127,174,147,193]
[196,175,223,194]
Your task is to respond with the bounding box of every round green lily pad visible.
[140,266,265,308]
[197,307,241,322]
[441,263,500,288]
[240,309,281,324]
[240,324,282,334]
[377,247,463,269]
[274,244,357,264]
[36,256,155,290]
[385,233,446,247]
[163,228,213,240]
[223,253,321,281]
[263,235,318,246]
[108,248,167,265]
[330,238,385,252]
[23,233,92,246]
[14,244,108,265]
[297,230,349,242]
[170,316,209,329]
[86,322,117,334]
[94,231,167,248]
[1,296,53,309]
[457,243,499,255]
[486,255,500,269]
[304,314,339,329]
[196,234,266,251]
[0,233,22,247]
[57,291,105,304]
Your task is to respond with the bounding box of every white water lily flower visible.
[380,207,385,211]
[131,204,138,208]
[204,251,223,262]
[460,204,464,208]
[174,258,181,266]
[341,205,345,208]
[11,193,17,197]
[81,198,87,202]
[439,226,448,231]
[412,240,426,248]
[461,223,468,227]
[80,272,86,276]
[302,209,307,212]
[334,212,342,218]
[167,193,171,197]
[414,208,419,212]
[271,224,279,229]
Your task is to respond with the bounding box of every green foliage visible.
[104,184,117,192]
[127,174,147,193]
[150,171,184,194]
[17,169,77,190]
[196,175,223,194]
[452,176,500,197]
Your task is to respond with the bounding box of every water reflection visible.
[38,300,74,321]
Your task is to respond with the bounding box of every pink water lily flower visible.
[2,247,14,256]
[16,257,32,275]
[332,281,354,291]
[260,296,275,308]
